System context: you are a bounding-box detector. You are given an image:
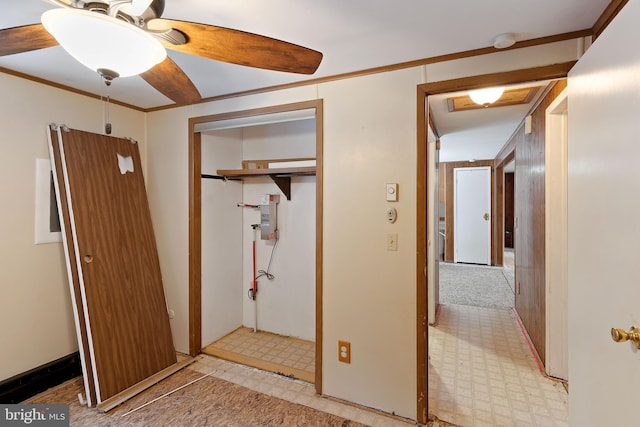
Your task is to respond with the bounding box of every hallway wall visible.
[498,80,567,365]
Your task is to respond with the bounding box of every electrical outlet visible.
[338,340,351,363]
[387,233,398,251]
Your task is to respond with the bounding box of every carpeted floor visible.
[24,369,365,427]
[438,261,514,309]
[23,364,461,426]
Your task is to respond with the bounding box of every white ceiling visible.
[0,0,608,110]
[0,1,606,162]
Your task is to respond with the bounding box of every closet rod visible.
[201,174,241,181]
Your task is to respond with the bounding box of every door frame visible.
[416,62,575,422]
[188,99,324,393]
[545,87,569,379]
[427,137,440,325]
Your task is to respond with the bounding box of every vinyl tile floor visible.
[428,304,569,427]
[187,354,417,426]
[202,327,315,383]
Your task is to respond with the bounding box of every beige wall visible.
[318,69,421,415]
[0,73,146,381]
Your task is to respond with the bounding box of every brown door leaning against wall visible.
[48,128,97,406]
[53,128,176,402]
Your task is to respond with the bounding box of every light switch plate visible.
[386,183,398,201]
[387,233,398,251]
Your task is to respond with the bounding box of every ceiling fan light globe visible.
[468,87,504,105]
[41,8,166,78]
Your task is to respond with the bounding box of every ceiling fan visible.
[0,0,323,104]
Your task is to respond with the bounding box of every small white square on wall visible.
[34,157,62,244]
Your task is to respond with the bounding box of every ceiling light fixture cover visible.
[493,33,516,49]
[41,8,166,78]
[468,87,505,105]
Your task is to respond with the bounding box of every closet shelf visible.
[216,166,316,177]
[215,162,316,200]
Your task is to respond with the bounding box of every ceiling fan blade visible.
[147,19,323,75]
[140,56,201,104]
[0,24,58,56]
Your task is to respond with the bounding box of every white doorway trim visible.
[545,87,568,380]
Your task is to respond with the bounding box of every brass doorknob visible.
[483,213,489,221]
[611,326,640,348]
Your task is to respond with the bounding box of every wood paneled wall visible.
[507,80,567,365]
[441,160,495,264]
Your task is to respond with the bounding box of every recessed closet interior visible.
[198,112,317,383]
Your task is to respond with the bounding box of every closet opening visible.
[188,100,324,392]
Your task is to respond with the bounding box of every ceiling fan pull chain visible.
[103,88,112,135]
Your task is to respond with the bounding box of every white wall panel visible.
[201,131,244,345]
[240,120,316,340]
[318,68,420,417]
[145,106,194,353]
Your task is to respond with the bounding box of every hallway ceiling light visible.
[448,86,540,112]
[41,8,166,79]
[493,33,516,49]
[468,87,505,106]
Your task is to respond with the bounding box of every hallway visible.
[429,304,568,426]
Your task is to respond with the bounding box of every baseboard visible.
[0,352,82,404]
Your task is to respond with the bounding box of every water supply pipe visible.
[250,223,260,332]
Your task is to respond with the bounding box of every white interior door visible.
[568,2,640,425]
[454,167,491,265]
